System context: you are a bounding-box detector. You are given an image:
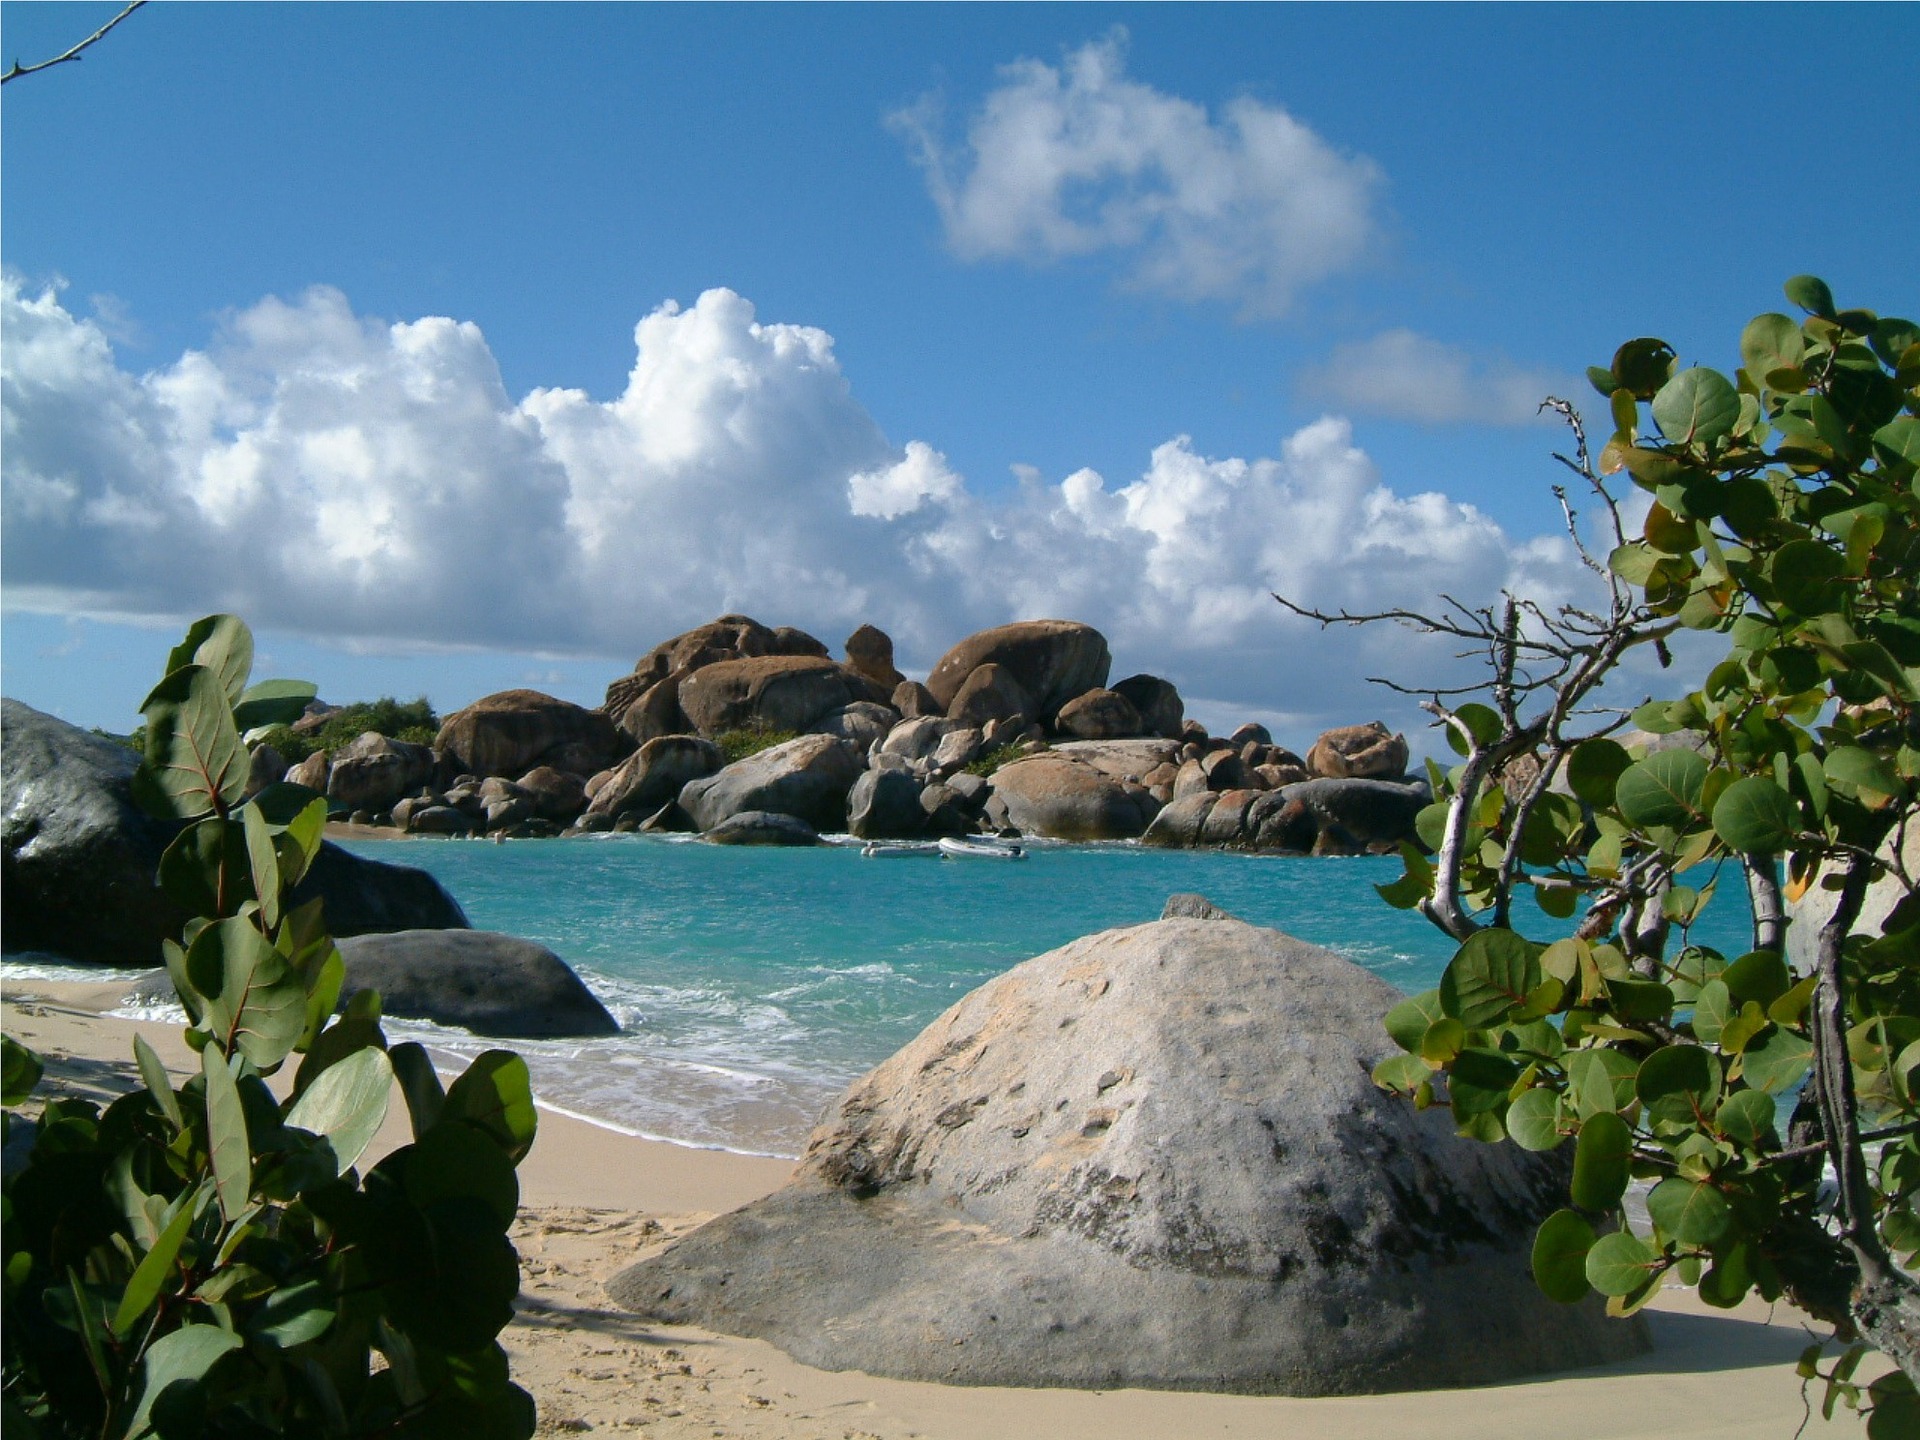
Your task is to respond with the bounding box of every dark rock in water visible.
[334,930,616,1037]
[703,811,821,846]
[1160,892,1236,921]
[2,699,468,966]
[613,917,1647,1393]
[1280,776,1430,850]
[846,769,925,840]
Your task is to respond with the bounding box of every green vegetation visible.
[714,722,801,764]
[963,742,1027,777]
[255,696,439,764]
[1358,280,1919,1422]
[2,616,536,1438]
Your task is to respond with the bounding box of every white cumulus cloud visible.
[3,275,1614,744]
[893,32,1380,318]
[1299,329,1578,427]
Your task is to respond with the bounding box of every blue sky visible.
[3,3,1916,747]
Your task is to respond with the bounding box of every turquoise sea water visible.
[315,835,1756,1157]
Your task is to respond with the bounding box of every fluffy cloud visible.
[3,275,1606,742]
[1299,329,1578,427]
[893,32,1379,317]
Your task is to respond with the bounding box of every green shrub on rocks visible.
[714,722,801,765]
[1,616,536,1438]
[1347,280,1920,1424]
[256,697,439,764]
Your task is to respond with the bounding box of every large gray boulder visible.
[988,753,1159,840]
[2,700,468,966]
[925,621,1111,724]
[677,656,869,737]
[325,731,435,814]
[1307,721,1410,780]
[613,912,1646,1392]
[678,734,864,833]
[584,735,723,821]
[1280,776,1430,851]
[333,930,616,1038]
[435,689,628,779]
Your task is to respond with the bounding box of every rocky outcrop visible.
[891,681,940,718]
[1307,721,1409,781]
[325,731,435,815]
[2,701,468,965]
[811,702,896,753]
[986,754,1158,840]
[435,690,628,780]
[679,735,864,833]
[843,624,906,694]
[945,663,1030,730]
[585,736,723,822]
[1283,776,1430,854]
[846,768,926,840]
[613,913,1647,1392]
[925,621,1111,724]
[677,656,870,737]
[1143,789,1314,852]
[334,929,616,1038]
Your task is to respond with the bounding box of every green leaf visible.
[1615,749,1708,830]
[126,1323,244,1440]
[232,677,318,734]
[1445,1047,1521,1118]
[157,819,253,918]
[1785,275,1837,319]
[286,1045,392,1176]
[1824,746,1904,810]
[1742,1025,1813,1094]
[187,916,306,1069]
[133,1034,184,1130]
[1717,1089,1779,1150]
[1439,929,1541,1029]
[250,1277,335,1349]
[242,803,282,930]
[1532,1209,1597,1303]
[1375,845,1432,909]
[1371,1053,1432,1097]
[1741,313,1805,382]
[1,1034,43,1106]
[163,614,254,706]
[1636,1045,1722,1128]
[1572,1110,1632,1210]
[406,1119,521,1229]
[1611,337,1677,399]
[1652,368,1740,447]
[440,1050,538,1164]
[389,1042,447,1140]
[1585,1228,1661,1297]
[1712,776,1800,854]
[1568,1047,1640,1119]
[1444,702,1502,756]
[1722,950,1791,1008]
[202,1046,251,1224]
[112,1184,203,1337]
[139,664,249,820]
[1647,1177,1732,1247]
[1567,739,1632,808]
[1384,990,1446,1052]
[1769,539,1846,617]
[1507,1087,1565,1151]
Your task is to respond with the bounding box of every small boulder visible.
[945,663,1031,730]
[515,766,587,823]
[1110,674,1184,740]
[844,624,907,694]
[335,929,616,1038]
[679,734,864,833]
[879,715,956,766]
[245,743,289,798]
[891,680,941,719]
[812,701,897,753]
[615,673,691,746]
[704,811,822,846]
[326,732,435,815]
[1307,721,1410,780]
[925,621,1111,724]
[586,735,724,821]
[847,769,926,840]
[1055,688,1143,741]
[1229,722,1273,748]
[930,726,984,774]
[285,750,330,792]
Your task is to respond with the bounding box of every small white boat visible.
[860,842,933,858]
[938,836,1028,861]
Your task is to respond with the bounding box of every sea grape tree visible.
[2,615,539,1438]
[1286,280,1919,1425]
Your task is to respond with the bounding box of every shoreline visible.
[0,978,1867,1438]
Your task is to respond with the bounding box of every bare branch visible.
[3,1,146,85]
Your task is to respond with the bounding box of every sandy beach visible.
[1,978,1858,1439]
